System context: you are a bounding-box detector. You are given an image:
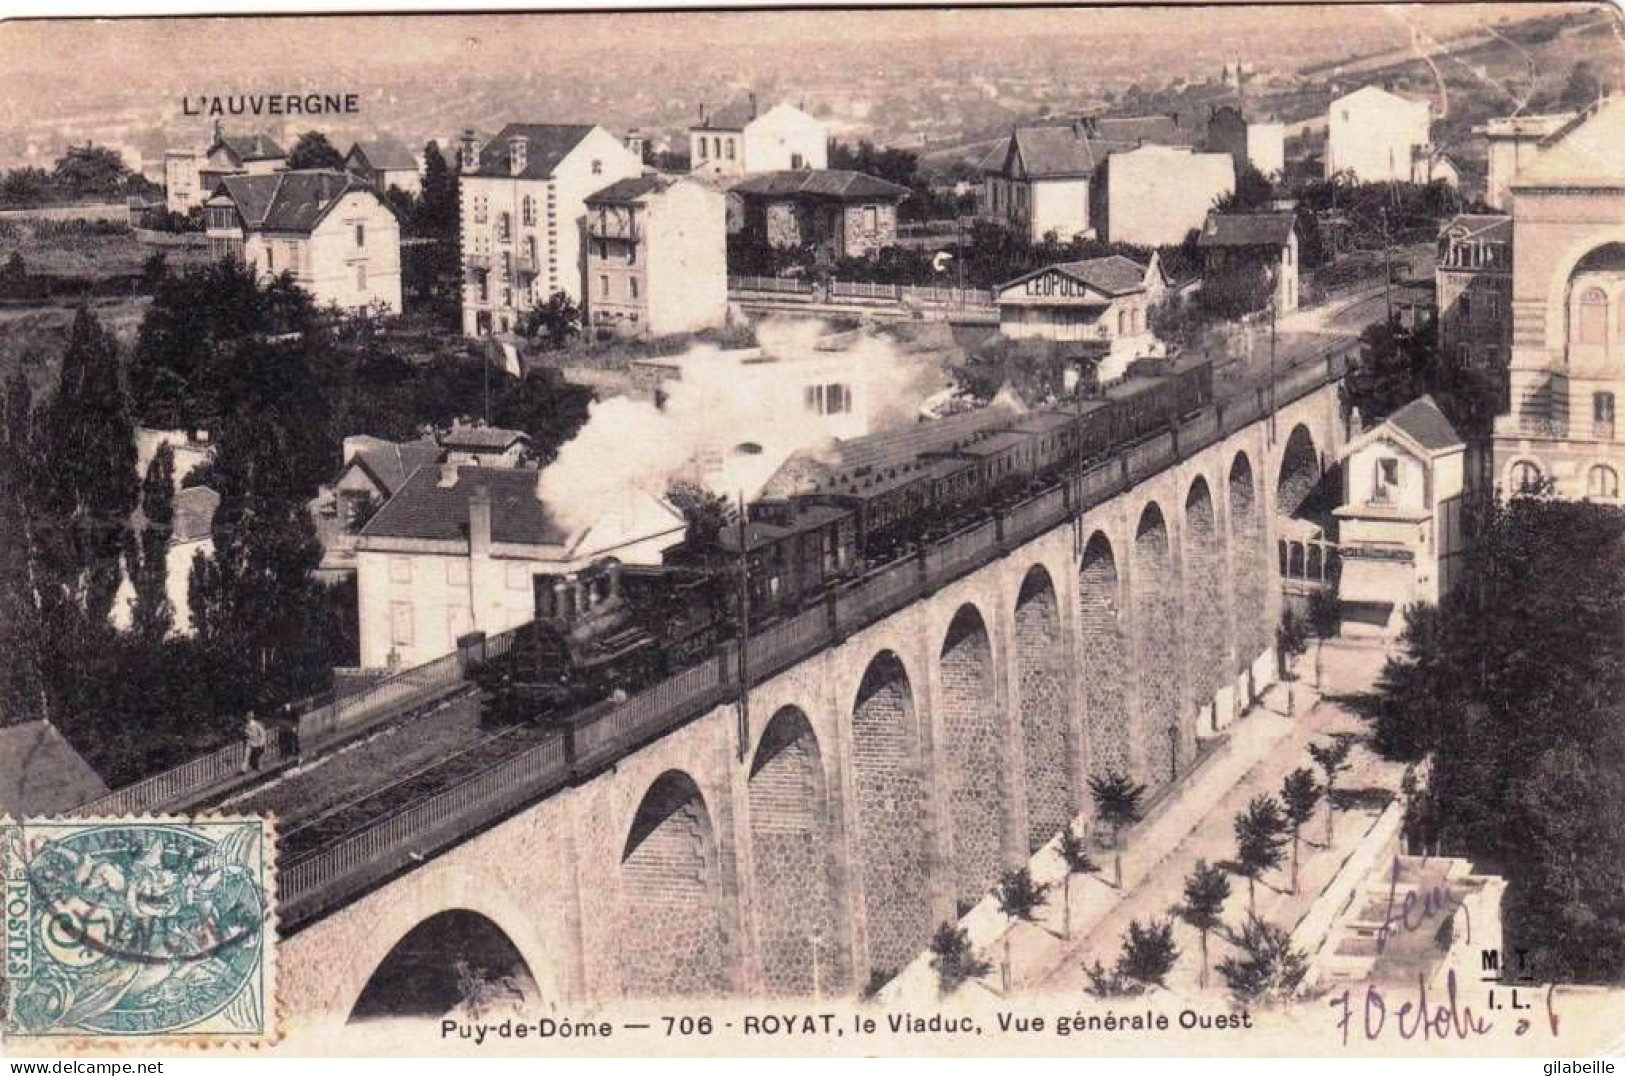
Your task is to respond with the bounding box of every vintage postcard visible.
[2,0,1624,1059]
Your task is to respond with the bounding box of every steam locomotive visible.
[471,356,1213,724]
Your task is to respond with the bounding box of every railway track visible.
[280,718,560,863]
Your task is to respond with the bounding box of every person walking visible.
[241,711,268,774]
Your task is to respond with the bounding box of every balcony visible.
[465,253,491,272]
[513,255,537,277]
[587,214,640,242]
[1595,420,1616,442]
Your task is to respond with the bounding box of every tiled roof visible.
[1439,213,1511,243]
[211,170,387,233]
[348,137,419,173]
[468,123,596,180]
[361,464,569,546]
[1089,113,1201,147]
[998,254,1149,300]
[982,125,1143,179]
[440,424,529,451]
[0,721,106,816]
[1198,211,1297,248]
[731,169,909,202]
[213,132,285,163]
[586,174,679,205]
[1385,395,1462,453]
[693,101,756,131]
[345,436,442,498]
[172,486,220,543]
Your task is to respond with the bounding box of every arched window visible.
[1511,460,1543,494]
[1588,464,1619,500]
[1578,287,1608,346]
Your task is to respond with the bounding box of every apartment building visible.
[457,123,642,336]
[583,174,727,337]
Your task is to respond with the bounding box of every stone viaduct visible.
[280,381,1343,1022]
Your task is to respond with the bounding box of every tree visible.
[187,409,332,707]
[1308,737,1354,846]
[1276,606,1310,680]
[1280,768,1322,894]
[1088,770,1146,888]
[287,131,345,171]
[1214,164,1273,213]
[51,143,129,199]
[1216,912,1309,1004]
[992,866,1050,993]
[1177,859,1231,988]
[1085,918,1178,996]
[125,446,176,642]
[418,141,459,237]
[1056,827,1099,940]
[1197,256,1274,319]
[665,480,731,551]
[1232,794,1289,912]
[928,922,991,997]
[33,308,139,628]
[518,291,582,349]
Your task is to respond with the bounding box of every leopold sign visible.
[1007,271,1102,301]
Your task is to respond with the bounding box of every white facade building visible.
[1096,144,1234,247]
[1325,86,1432,184]
[1334,396,1468,635]
[689,100,828,180]
[204,170,404,314]
[458,124,643,336]
[993,254,1168,382]
[354,463,684,669]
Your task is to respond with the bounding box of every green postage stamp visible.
[2,817,276,1045]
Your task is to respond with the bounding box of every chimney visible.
[459,129,482,174]
[699,103,707,126]
[438,460,460,487]
[212,118,224,143]
[749,92,759,120]
[468,482,491,556]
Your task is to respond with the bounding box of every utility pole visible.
[1268,272,1278,445]
[735,491,751,762]
[1380,207,1394,325]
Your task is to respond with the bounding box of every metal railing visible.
[727,275,814,295]
[275,347,1355,926]
[281,729,570,922]
[71,647,468,818]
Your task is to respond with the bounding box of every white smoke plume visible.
[537,318,952,535]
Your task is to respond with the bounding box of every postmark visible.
[1,817,276,1044]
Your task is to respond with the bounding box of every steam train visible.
[471,356,1213,724]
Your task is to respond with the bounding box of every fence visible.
[728,275,993,309]
[728,275,814,296]
[71,648,468,818]
[275,351,1354,926]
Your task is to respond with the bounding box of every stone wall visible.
[618,771,730,996]
[849,652,931,977]
[748,708,845,995]
[1078,531,1131,783]
[1134,504,1182,789]
[1014,569,1071,852]
[938,605,1004,910]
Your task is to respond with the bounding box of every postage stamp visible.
[1,817,276,1044]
